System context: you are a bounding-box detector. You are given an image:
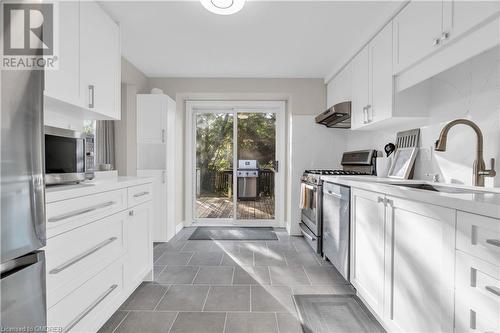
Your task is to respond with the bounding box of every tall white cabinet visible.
[137,94,176,242]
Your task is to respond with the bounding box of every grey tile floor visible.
[99,227,354,333]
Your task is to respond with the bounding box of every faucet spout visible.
[434,119,495,187]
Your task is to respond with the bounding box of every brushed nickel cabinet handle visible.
[88,85,95,108]
[62,284,118,333]
[486,239,500,248]
[161,129,166,143]
[485,285,500,297]
[49,237,118,274]
[133,191,149,198]
[362,107,368,124]
[48,201,116,223]
[439,31,450,41]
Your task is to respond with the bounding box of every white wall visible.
[147,78,340,231]
[288,115,347,234]
[115,57,149,176]
[347,47,500,187]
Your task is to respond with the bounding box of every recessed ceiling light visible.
[200,0,246,15]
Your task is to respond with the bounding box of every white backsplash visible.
[346,46,500,187]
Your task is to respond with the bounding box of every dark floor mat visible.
[294,294,385,333]
[188,227,278,240]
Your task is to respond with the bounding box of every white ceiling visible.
[100,1,403,79]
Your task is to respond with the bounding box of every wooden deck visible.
[196,196,275,220]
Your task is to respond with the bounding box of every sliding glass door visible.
[236,112,276,220]
[195,112,234,220]
[188,101,284,226]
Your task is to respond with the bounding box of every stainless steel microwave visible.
[44,126,94,185]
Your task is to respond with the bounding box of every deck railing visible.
[197,169,274,197]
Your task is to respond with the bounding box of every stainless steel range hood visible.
[315,101,351,129]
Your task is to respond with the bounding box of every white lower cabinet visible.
[351,189,456,332]
[351,189,386,314]
[45,212,127,307]
[124,202,153,290]
[48,260,124,333]
[46,181,153,332]
[455,251,500,333]
[383,196,455,333]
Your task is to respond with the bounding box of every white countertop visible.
[321,175,500,219]
[45,176,153,203]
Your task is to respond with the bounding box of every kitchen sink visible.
[391,183,487,194]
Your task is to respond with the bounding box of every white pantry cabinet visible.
[44,0,121,120]
[137,94,177,242]
[350,189,386,314]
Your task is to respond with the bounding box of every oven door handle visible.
[304,184,315,191]
[299,223,317,241]
[324,190,342,199]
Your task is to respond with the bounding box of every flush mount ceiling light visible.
[200,0,246,15]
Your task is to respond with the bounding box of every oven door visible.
[45,127,86,185]
[300,182,321,236]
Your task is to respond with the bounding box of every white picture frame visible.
[388,147,418,179]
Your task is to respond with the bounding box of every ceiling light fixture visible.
[200,0,246,15]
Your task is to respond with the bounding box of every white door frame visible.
[185,100,286,227]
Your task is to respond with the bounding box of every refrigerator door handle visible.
[0,252,44,277]
[29,174,46,246]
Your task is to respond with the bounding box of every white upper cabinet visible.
[369,23,393,125]
[44,0,121,120]
[326,62,352,108]
[137,95,169,145]
[392,1,443,74]
[350,47,370,130]
[351,23,394,130]
[443,1,500,44]
[80,1,121,120]
[44,1,81,107]
[393,0,500,79]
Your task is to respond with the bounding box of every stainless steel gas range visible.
[299,150,377,264]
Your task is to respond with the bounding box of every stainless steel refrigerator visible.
[0,67,47,328]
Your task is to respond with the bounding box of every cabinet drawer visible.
[48,260,124,333]
[45,212,126,307]
[455,251,500,333]
[47,189,127,238]
[128,183,152,207]
[457,211,500,266]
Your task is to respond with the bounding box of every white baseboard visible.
[175,222,184,234]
